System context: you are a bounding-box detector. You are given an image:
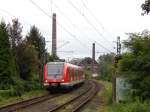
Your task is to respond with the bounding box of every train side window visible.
[73,68,75,80]
[73,68,75,79]
[79,70,81,79]
[74,69,76,79]
[70,68,72,80]
[76,69,79,80]
[81,71,83,79]
[77,69,78,79]
[68,67,70,80]
[72,68,74,80]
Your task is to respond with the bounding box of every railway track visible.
[48,80,99,112]
[0,80,99,112]
[0,94,60,112]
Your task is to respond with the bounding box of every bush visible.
[118,31,150,100]
[110,100,150,112]
[98,53,115,81]
[23,81,42,92]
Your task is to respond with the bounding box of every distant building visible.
[70,57,98,74]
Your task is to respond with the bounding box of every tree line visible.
[98,30,150,101]
[0,19,57,96]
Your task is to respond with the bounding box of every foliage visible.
[0,21,18,89]
[97,53,115,81]
[17,42,39,81]
[26,26,46,84]
[48,54,59,62]
[0,18,60,100]
[0,19,49,98]
[118,30,150,100]
[109,100,150,112]
[26,25,46,61]
[8,19,23,79]
[97,80,150,112]
[141,0,150,15]
[8,19,23,52]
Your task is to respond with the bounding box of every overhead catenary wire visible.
[67,0,113,48]
[81,0,115,45]
[96,42,112,53]
[0,8,32,27]
[80,0,108,33]
[53,1,112,53]
[0,8,15,18]
[29,0,90,52]
[81,0,104,30]
[52,2,93,44]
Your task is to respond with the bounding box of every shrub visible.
[110,100,150,112]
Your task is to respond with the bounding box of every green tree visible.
[0,21,17,89]
[26,26,45,61]
[98,53,115,81]
[17,41,39,81]
[26,26,46,84]
[8,19,23,52]
[141,0,150,15]
[46,53,59,62]
[8,19,23,78]
[118,30,150,100]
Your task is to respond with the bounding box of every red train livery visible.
[43,62,85,87]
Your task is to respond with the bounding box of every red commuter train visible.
[43,62,85,87]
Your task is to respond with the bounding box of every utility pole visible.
[52,13,57,56]
[92,43,95,74]
[113,36,121,102]
[117,36,121,56]
[115,36,122,64]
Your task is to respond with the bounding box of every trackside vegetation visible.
[97,80,150,112]
[97,30,150,111]
[118,30,150,101]
[0,19,57,102]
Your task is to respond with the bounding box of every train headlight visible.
[45,80,48,82]
[61,79,64,82]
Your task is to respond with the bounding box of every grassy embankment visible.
[97,80,150,112]
[0,89,48,107]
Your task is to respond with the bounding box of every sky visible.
[0,0,149,60]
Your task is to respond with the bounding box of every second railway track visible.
[48,80,99,112]
[0,80,100,112]
[0,94,60,112]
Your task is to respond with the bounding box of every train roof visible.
[46,62,82,69]
[47,62,65,64]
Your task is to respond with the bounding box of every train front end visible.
[43,62,66,87]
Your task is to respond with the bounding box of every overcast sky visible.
[0,0,149,60]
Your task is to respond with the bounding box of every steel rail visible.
[72,81,99,112]
[0,94,60,112]
[48,80,99,112]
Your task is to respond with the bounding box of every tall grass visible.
[109,101,150,112]
[96,79,150,112]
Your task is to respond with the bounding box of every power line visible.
[67,0,113,52]
[0,8,15,18]
[81,0,115,45]
[0,8,32,27]
[96,42,113,53]
[81,0,104,30]
[67,0,110,43]
[29,0,52,18]
[29,0,112,54]
[29,0,90,52]
[53,2,77,30]
[53,1,113,53]
[52,2,93,43]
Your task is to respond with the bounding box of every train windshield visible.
[47,63,64,76]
